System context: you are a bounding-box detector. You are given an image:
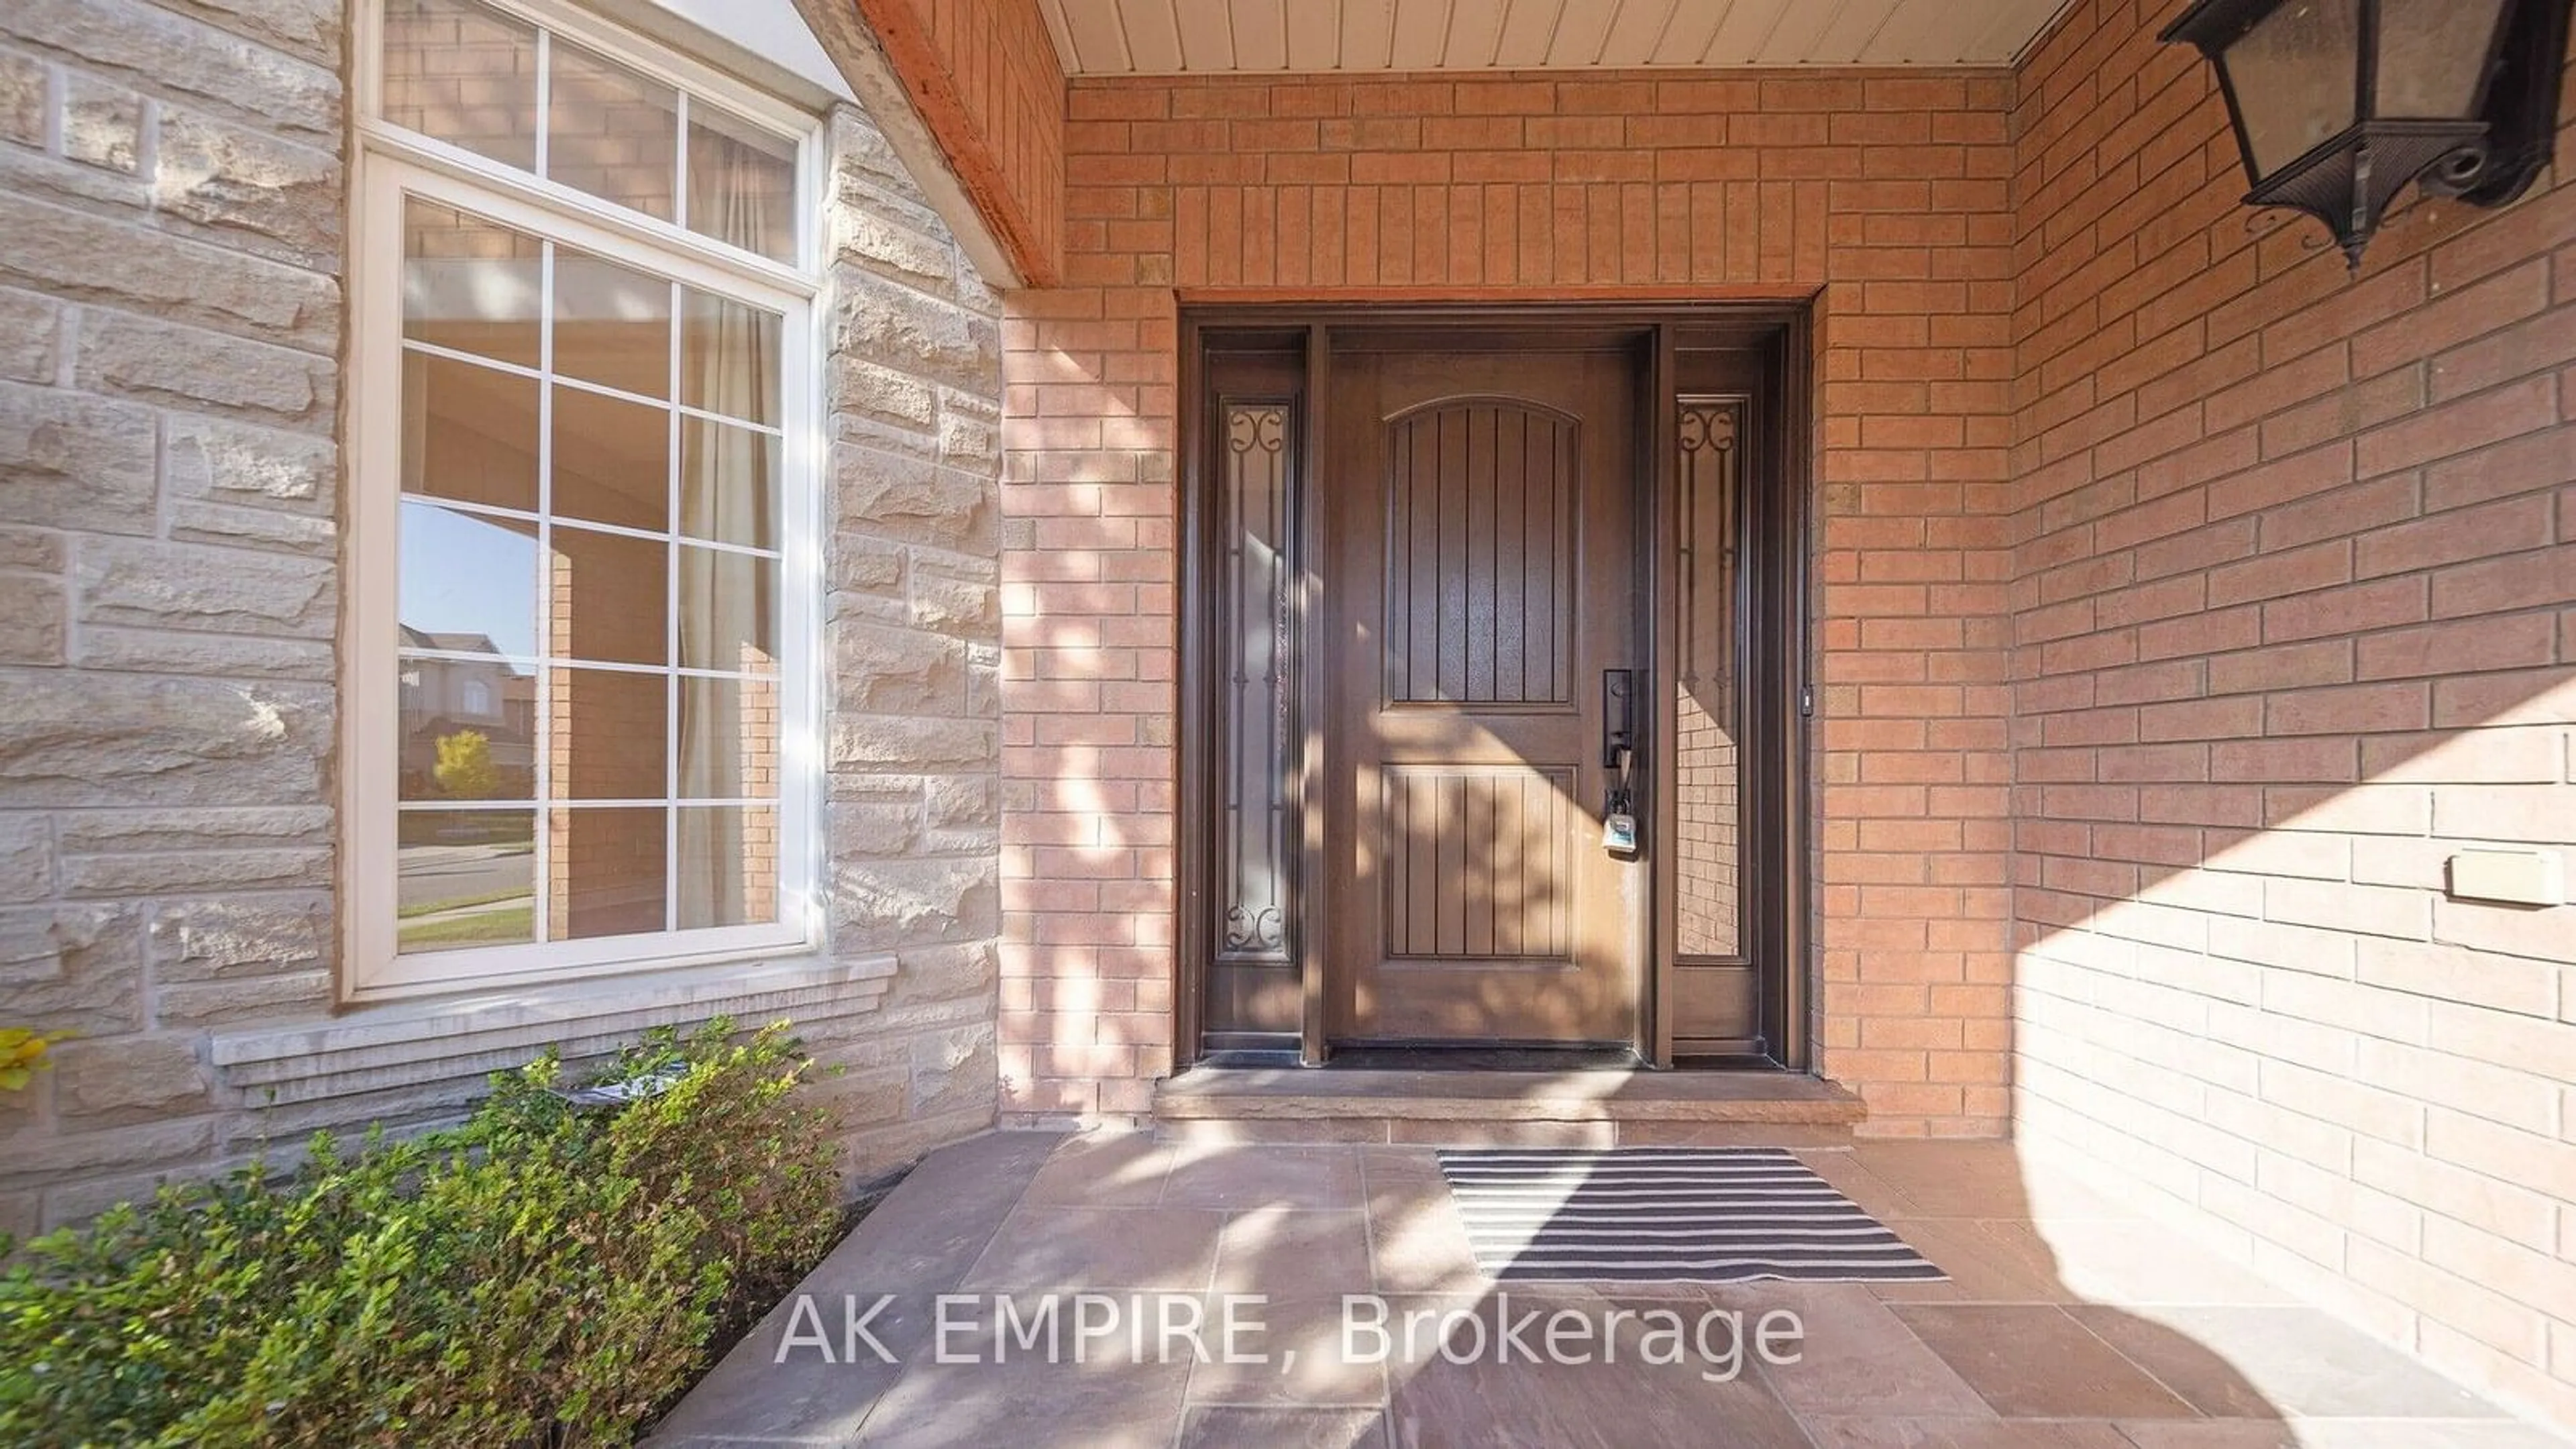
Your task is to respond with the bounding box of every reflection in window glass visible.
[551,384,671,532]
[381,0,538,171]
[398,500,537,658]
[402,353,538,515]
[545,40,680,221]
[396,809,536,952]
[1676,400,1744,961]
[402,353,539,513]
[688,105,798,262]
[554,247,672,398]
[376,0,802,271]
[398,659,535,802]
[547,667,667,800]
[552,806,668,939]
[402,199,541,367]
[377,10,804,964]
[549,525,668,667]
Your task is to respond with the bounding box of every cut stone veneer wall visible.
[0,0,1004,1232]
[2008,0,2576,1429]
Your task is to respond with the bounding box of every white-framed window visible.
[345,0,826,999]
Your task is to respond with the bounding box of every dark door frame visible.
[1175,301,1816,1073]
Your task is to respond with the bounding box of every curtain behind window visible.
[676,143,780,930]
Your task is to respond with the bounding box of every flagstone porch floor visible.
[649,1130,2571,1448]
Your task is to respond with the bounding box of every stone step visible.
[1153,1067,1865,1147]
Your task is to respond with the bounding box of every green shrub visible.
[0,1018,843,1448]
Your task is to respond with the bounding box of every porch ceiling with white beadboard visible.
[1036,0,2080,73]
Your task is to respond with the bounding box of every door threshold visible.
[1323,1045,1646,1072]
[1154,1062,1862,1147]
[1193,1046,1788,1073]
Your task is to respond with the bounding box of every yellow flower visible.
[0,1028,60,1092]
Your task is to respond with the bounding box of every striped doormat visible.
[1435,1146,1947,1283]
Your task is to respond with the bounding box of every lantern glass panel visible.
[2220,0,2361,178]
[2374,0,2508,117]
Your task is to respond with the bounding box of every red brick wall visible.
[999,70,2024,1132]
[2009,0,2576,1426]
[849,0,1066,282]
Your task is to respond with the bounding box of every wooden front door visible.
[1324,345,1647,1046]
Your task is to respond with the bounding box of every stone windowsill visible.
[209,953,900,1082]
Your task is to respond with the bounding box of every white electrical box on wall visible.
[2445,850,2567,908]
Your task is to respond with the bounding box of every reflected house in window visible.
[374,0,804,975]
[396,624,536,800]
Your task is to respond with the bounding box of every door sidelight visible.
[1602,669,1639,856]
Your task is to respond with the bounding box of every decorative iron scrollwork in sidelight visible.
[1676,399,1744,961]
[1219,403,1292,961]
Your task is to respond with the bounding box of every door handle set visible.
[1602,669,1640,857]
[1603,668,1635,769]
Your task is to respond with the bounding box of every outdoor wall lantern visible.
[2161,0,2573,270]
